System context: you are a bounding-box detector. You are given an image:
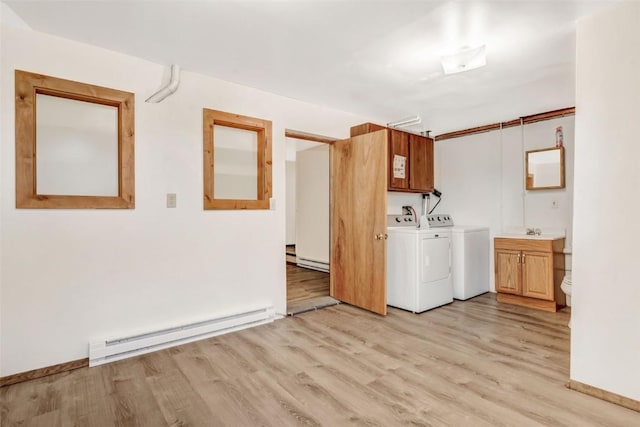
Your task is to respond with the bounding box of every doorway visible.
[284,130,337,315]
[284,128,389,316]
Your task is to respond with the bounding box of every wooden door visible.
[409,134,434,192]
[522,251,554,301]
[388,130,409,190]
[495,249,521,294]
[331,130,388,315]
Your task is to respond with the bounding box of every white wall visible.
[0,24,370,376]
[434,116,575,291]
[387,192,422,216]
[295,145,329,265]
[572,0,640,401]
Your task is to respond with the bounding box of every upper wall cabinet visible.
[15,70,135,209]
[203,109,272,210]
[408,133,434,192]
[388,129,409,190]
[351,123,434,193]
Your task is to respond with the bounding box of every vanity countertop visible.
[494,232,565,241]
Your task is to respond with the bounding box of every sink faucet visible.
[526,228,542,236]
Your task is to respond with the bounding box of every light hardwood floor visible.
[286,264,329,303]
[1,295,638,426]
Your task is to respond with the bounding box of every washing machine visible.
[386,215,453,313]
[423,214,490,300]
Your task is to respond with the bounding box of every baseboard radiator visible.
[89,306,275,367]
[297,257,330,273]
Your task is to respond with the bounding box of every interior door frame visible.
[284,129,337,303]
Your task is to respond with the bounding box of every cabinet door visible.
[409,134,434,192]
[495,249,521,294]
[388,130,409,190]
[522,251,554,301]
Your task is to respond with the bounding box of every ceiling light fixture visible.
[387,115,421,128]
[441,45,487,75]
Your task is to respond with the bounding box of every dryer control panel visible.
[387,214,417,227]
[424,214,454,228]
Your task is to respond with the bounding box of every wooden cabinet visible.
[494,237,565,312]
[409,134,434,192]
[495,249,521,294]
[388,130,409,190]
[522,252,554,300]
[351,123,434,193]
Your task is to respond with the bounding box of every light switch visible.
[552,199,559,209]
[167,193,177,208]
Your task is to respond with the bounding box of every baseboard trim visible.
[297,257,329,273]
[567,379,639,412]
[0,358,89,387]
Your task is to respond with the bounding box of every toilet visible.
[561,272,572,327]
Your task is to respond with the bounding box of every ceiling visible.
[4,1,615,134]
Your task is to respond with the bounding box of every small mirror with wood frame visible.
[526,146,565,190]
[203,109,272,210]
[15,70,134,209]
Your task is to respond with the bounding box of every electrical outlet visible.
[167,193,177,208]
[552,199,559,209]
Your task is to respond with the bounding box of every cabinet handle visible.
[518,253,522,264]
[522,253,526,264]
[375,233,384,240]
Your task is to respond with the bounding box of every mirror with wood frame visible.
[526,146,565,190]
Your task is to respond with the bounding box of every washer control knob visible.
[395,217,401,223]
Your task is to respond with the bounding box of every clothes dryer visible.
[387,215,453,313]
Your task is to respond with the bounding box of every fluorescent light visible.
[441,45,486,75]
[387,116,421,128]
